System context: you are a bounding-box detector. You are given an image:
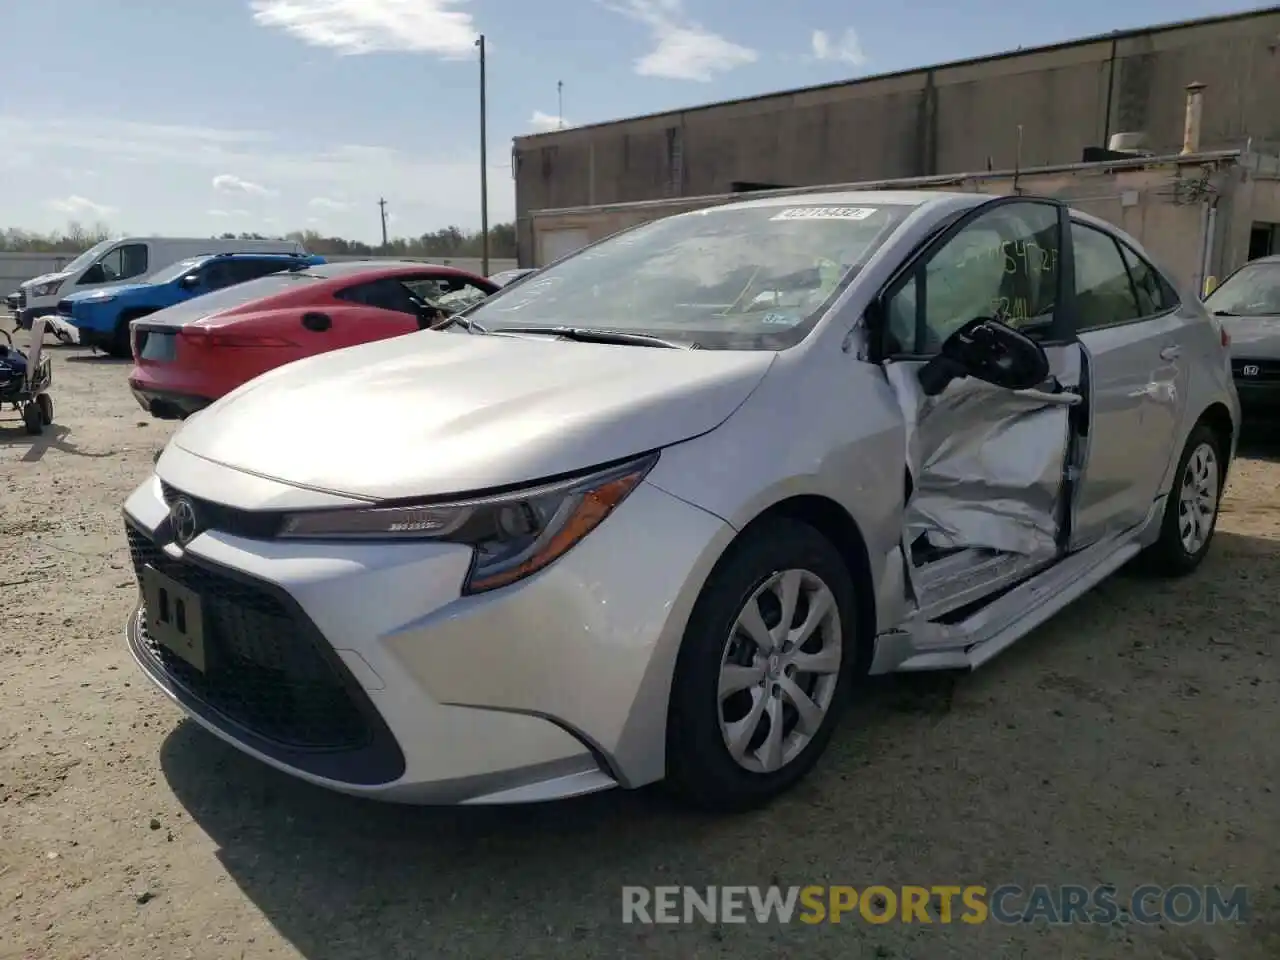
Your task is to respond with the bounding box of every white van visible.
[15,236,307,329]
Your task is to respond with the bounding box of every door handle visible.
[1159,344,1181,361]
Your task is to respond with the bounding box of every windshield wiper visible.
[431,312,488,333]
[491,325,692,349]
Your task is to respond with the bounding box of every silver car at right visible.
[1205,254,1280,412]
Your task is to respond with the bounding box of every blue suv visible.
[58,252,325,356]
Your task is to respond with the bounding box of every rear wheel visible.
[1135,423,1224,576]
[665,518,861,812]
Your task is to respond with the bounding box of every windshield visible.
[62,240,114,275]
[147,258,207,285]
[1204,261,1280,316]
[469,203,912,349]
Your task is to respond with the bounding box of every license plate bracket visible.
[141,565,207,672]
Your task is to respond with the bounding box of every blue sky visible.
[0,0,1263,244]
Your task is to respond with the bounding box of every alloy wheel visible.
[1178,441,1219,555]
[717,568,842,774]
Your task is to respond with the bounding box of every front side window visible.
[97,243,149,283]
[1072,223,1142,330]
[227,259,289,284]
[468,202,913,350]
[885,201,1059,354]
[149,258,206,285]
[199,261,236,290]
[1203,260,1280,317]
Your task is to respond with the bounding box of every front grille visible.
[56,298,73,316]
[159,481,285,539]
[126,523,372,752]
[1232,358,1280,383]
[14,290,25,309]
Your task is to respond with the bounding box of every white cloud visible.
[598,0,756,81]
[47,195,116,217]
[208,208,251,217]
[0,115,512,240]
[213,173,275,197]
[249,0,478,58]
[308,196,353,211]
[528,110,572,132]
[810,28,866,66]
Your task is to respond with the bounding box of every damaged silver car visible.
[126,190,1239,813]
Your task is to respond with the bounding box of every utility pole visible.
[477,34,490,276]
[377,197,388,251]
[557,80,564,129]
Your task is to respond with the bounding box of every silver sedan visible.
[123,190,1239,812]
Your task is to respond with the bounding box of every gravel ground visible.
[1,329,1278,960]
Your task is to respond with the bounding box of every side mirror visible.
[917,317,1049,397]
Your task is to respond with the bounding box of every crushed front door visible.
[876,198,1082,617]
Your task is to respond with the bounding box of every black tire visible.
[22,402,42,436]
[108,317,134,358]
[36,393,52,425]
[666,517,863,812]
[109,308,155,359]
[1134,423,1225,577]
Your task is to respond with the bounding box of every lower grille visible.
[126,524,372,752]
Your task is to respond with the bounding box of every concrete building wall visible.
[527,151,1269,296]
[513,8,1280,264]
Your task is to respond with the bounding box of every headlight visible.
[31,280,63,297]
[277,452,658,594]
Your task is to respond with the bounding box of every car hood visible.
[172,330,775,500]
[66,282,151,302]
[1223,315,1280,360]
[22,271,71,289]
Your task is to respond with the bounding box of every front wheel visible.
[1135,423,1224,577]
[108,318,133,358]
[666,517,861,812]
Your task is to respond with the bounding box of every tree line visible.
[0,221,518,259]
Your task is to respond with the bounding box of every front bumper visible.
[18,306,54,330]
[122,466,732,803]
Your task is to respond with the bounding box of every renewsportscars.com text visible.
[621,884,1249,926]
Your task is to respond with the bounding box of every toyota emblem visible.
[170,497,199,547]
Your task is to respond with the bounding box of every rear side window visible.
[335,277,420,315]
[1071,223,1142,330]
[1119,243,1178,316]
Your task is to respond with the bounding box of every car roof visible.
[706,189,982,213]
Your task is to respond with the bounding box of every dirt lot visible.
[1,330,1278,960]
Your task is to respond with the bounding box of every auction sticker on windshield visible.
[770,207,878,221]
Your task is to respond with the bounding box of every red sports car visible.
[128,261,498,420]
